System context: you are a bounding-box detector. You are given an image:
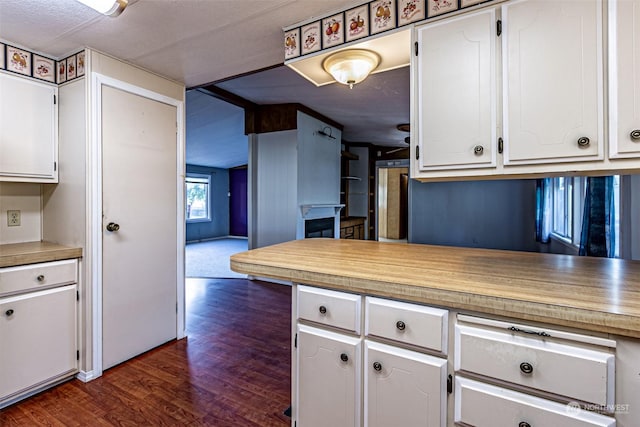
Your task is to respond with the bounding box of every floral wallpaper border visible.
[284,0,492,61]
[0,42,85,85]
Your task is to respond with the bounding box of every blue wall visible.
[186,164,229,242]
[409,179,538,252]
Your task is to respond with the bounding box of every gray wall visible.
[409,179,538,252]
[186,164,229,242]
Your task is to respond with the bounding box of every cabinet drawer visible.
[297,285,361,333]
[454,322,615,406]
[455,377,615,427]
[0,259,77,296]
[365,297,448,353]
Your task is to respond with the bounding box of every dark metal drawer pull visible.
[396,320,406,331]
[340,353,348,362]
[508,326,551,338]
[520,362,534,374]
[318,305,327,315]
[5,309,14,316]
[373,362,382,372]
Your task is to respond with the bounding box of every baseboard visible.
[76,369,101,383]
[186,235,248,244]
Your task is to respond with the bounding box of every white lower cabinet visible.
[364,341,446,427]
[294,285,448,427]
[0,285,77,403]
[297,324,361,427]
[455,377,616,427]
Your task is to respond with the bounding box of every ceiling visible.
[0,0,411,169]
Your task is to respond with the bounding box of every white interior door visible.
[101,85,178,369]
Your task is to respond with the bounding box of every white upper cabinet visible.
[609,0,640,158]
[502,0,603,164]
[0,72,58,182]
[414,8,497,171]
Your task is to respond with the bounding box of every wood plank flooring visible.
[0,278,292,426]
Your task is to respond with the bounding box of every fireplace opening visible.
[305,217,335,238]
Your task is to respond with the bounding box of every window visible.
[549,175,620,257]
[186,174,211,222]
[551,176,585,244]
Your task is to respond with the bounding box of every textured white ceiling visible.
[1,0,410,169]
[0,0,362,87]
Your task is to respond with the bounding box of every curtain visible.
[579,176,616,257]
[535,178,552,243]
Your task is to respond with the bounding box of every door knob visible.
[106,222,120,232]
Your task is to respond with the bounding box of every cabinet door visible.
[609,0,640,158]
[414,8,497,171]
[0,73,57,181]
[364,340,447,427]
[297,324,361,427]
[503,0,603,164]
[0,285,77,400]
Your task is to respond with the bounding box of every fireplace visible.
[305,217,335,238]
[297,204,344,240]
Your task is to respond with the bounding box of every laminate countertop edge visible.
[230,239,640,339]
[0,241,83,268]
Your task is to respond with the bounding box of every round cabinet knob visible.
[318,305,327,315]
[473,145,484,156]
[577,137,590,147]
[373,362,382,372]
[340,353,349,362]
[396,320,406,331]
[519,362,534,374]
[36,275,45,282]
[106,222,120,232]
[5,309,14,316]
[519,422,531,427]
[630,130,640,141]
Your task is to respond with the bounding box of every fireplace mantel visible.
[297,204,344,240]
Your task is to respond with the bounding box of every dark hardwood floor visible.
[0,278,292,426]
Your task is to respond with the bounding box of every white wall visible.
[252,130,298,249]
[297,112,341,206]
[0,182,42,244]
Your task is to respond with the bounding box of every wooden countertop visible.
[231,239,640,339]
[0,241,82,268]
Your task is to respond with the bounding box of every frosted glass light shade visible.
[76,0,128,16]
[322,49,381,89]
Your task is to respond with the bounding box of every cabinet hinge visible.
[414,41,418,56]
[77,350,80,361]
[294,333,298,348]
[498,137,504,154]
[447,374,453,394]
[415,145,420,160]
[497,19,502,36]
[54,161,57,172]
[76,290,79,301]
[53,94,57,105]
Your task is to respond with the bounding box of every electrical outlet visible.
[7,210,21,227]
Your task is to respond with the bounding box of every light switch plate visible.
[7,210,20,227]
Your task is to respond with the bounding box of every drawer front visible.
[0,259,78,296]
[455,377,616,427]
[365,296,448,353]
[454,323,615,406]
[298,285,361,333]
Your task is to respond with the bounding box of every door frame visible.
[88,73,185,378]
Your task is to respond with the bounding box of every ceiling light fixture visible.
[76,0,128,17]
[322,49,381,89]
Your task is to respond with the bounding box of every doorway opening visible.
[376,161,409,243]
